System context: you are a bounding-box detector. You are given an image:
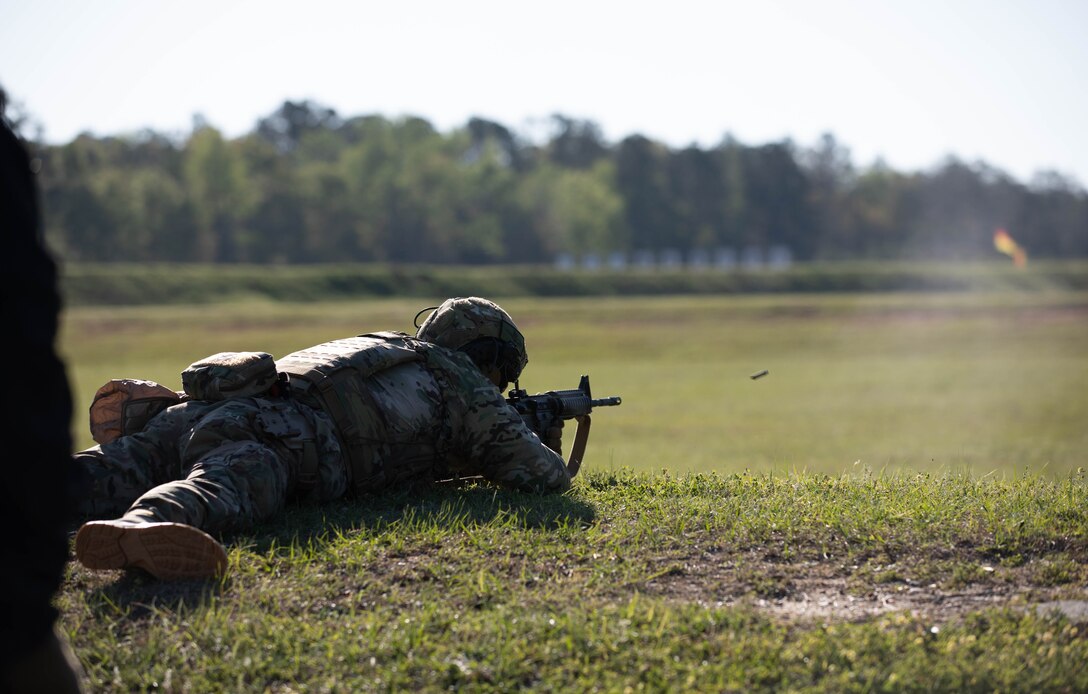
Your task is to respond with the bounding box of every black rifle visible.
[506,375,622,477]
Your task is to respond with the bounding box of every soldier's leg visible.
[74,400,219,519]
[74,399,303,580]
[75,439,291,580]
[124,439,292,533]
[151,397,351,529]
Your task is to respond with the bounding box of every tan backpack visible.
[89,378,185,445]
[89,351,281,445]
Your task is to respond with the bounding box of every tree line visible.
[26,100,1088,265]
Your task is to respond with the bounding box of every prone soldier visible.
[73,297,607,581]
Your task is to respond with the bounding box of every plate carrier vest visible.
[276,331,427,493]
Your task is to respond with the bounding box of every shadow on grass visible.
[74,482,594,618]
[241,481,597,553]
[76,570,224,621]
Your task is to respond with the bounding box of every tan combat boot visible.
[74,518,228,581]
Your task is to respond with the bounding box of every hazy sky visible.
[2,0,1086,185]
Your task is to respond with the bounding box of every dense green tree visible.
[518,161,624,259]
[24,100,1087,266]
[182,126,249,262]
[838,164,913,259]
[667,146,725,254]
[545,115,609,170]
[466,117,529,171]
[714,136,748,253]
[738,142,814,259]
[39,136,126,260]
[798,133,853,259]
[235,134,308,263]
[614,135,678,254]
[908,158,1012,260]
[256,100,341,154]
[1020,172,1088,258]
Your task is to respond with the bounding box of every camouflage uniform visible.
[75,397,346,534]
[75,330,570,536]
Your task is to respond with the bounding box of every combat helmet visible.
[415,297,528,388]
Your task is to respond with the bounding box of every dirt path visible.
[633,554,1088,624]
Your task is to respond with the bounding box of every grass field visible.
[56,288,1088,691]
[60,470,1088,692]
[61,290,1088,477]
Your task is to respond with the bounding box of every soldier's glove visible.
[543,420,565,456]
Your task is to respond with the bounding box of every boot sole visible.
[75,521,228,580]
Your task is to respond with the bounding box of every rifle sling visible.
[566,414,591,479]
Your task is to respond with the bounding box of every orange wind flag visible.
[993,228,1027,267]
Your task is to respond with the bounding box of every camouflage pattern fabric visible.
[75,397,346,533]
[181,351,279,400]
[74,333,569,536]
[315,337,570,493]
[410,341,568,493]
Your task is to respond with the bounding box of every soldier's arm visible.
[455,383,572,493]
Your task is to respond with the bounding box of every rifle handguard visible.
[506,375,621,479]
